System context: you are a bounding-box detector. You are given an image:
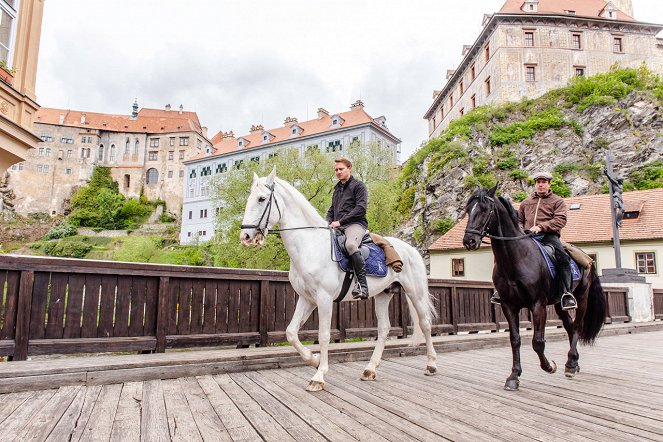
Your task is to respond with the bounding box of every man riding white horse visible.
[326,157,370,299]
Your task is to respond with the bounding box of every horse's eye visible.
[258,196,266,202]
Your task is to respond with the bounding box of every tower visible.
[610,0,634,18]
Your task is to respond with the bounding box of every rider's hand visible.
[530,225,542,234]
[330,221,341,229]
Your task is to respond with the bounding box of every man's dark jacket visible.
[326,176,368,229]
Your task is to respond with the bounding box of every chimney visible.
[350,99,364,110]
[446,69,456,80]
[433,90,442,99]
[317,108,329,119]
[284,116,298,126]
[222,131,235,139]
[80,113,86,124]
[165,104,171,111]
[178,104,183,115]
[202,126,208,138]
[462,45,472,56]
[58,114,65,125]
[250,124,264,133]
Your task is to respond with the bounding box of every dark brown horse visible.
[462,185,606,390]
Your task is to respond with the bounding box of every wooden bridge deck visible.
[1,329,662,441]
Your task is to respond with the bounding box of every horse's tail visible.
[580,265,607,345]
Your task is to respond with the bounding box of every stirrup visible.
[490,291,501,305]
[561,292,577,311]
[352,282,369,300]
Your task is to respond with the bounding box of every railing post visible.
[399,287,408,338]
[155,276,170,353]
[451,285,459,334]
[339,302,347,341]
[14,270,34,361]
[259,280,270,347]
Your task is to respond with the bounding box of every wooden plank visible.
[196,375,262,442]
[214,374,295,441]
[259,280,270,346]
[180,377,232,441]
[81,275,101,339]
[161,378,204,441]
[128,276,147,337]
[29,272,50,340]
[141,380,171,442]
[77,383,122,442]
[166,278,180,335]
[166,332,260,348]
[13,270,34,360]
[155,276,169,353]
[177,279,193,335]
[44,386,102,442]
[97,275,118,338]
[16,386,81,442]
[113,276,133,337]
[63,274,85,339]
[45,273,68,339]
[28,337,156,355]
[189,279,206,335]
[0,390,57,440]
[143,277,159,336]
[227,281,241,334]
[0,390,33,424]
[202,280,217,335]
[215,280,230,334]
[109,382,142,442]
[0,271,20,340]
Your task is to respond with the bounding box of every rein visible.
[464,195,534,241]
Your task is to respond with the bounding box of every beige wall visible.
[428,17,663,138]
[430,240,663,289]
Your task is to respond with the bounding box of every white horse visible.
[240,168,437,391]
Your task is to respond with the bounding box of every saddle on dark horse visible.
[532,238,585,304]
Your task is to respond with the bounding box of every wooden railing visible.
[0,255,632,361]
[654,289,663,320]
[603,287,630,323]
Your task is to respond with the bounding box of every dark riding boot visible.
[490,290,501,305]
[350,252,369,300]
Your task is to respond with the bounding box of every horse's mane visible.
[497,196,521,229]
[273,177,327,226]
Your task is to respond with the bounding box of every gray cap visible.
[531,171,553,181]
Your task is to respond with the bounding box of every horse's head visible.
[240,167,280,247]
[462,184,497,250]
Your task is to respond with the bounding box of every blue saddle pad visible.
[532,239,581,281]
[334,241,388,277]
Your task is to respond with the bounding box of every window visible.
[484,44,490,61]
[250,156,260,162]
[146,168,159,184]
[38,147,44,156]
[18,163,23,170]
[452,259,465,277]
[179,170,184,177]
[233,159,243,170]
[200,209,208,218]
[575,67,585,76]
[169,137,175,147]
[168,170,173,178]
[179,150,185,160]
[0,2,17,63]
[168,151,174,160]
[459,80,464,95]
[470,64,476,81]
[40,134,53,142]
[526,66,536,82]
[187,232,192,238]
[440,106,444,118]
[635,252,656,274]
[67,149,72,158]
[149,138,159,147]
[449,94,453,108]
[524,31,534,47]
[471,94,476,109]
[134,139,139,155]
[60,137,73,144]
[179,137,189,146]
[572,33,582,49]
[613,37,623,53]
[125,138,130,154]
[148,151,158,161]
[188,211,192,220]
[460,108,465,116]
[45,148,51,157]
[58,150,63,159]
[485,77,491,95]
[109,144,116,161]
[292,128,297,135]
[98,145,104,160]
[326,140,342,153]
[64,168,72,175]
[332,118,339,125]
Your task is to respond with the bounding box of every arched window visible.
[124,174,130,189]
[125,137,130,154]
[146,168,159,184]
[134,139,139,155]
[98,144,104,161]
[110,144,116,161]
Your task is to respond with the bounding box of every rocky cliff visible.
[398,68,663,254]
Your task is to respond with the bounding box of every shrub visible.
[43,237,93,258]
[553,162,581,175]
[398,186,417,215]
[433,217,456,235]
[159,213,176,223]
[509,169,528,180]
[513,191,528,202]
[45,221,77,240]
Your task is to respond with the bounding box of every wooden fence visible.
[654,289,663,320]
[0,255,632,361]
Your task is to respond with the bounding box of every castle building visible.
[6,103,210,216]
[424,0,663,138]
[0,0,44,174]
[180,100,401,244]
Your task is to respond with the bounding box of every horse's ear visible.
[252,172,259,185]
[266,166,276,185]
[487,183,498,197]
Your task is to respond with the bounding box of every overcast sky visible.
[35,0,663,160]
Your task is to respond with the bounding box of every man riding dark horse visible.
[326,157,370,299]
[491,171,577,310]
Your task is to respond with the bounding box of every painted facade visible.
[180,101,401,244]
[424,0,663,137]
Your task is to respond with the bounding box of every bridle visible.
[240,182,330,236]
[464,195,534,241]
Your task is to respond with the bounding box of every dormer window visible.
[238,140,243,147]
[263,135,268,141]
[292,128,297,135]
[565,10,576,15]
[238,137,249,148]
[330,115,344,128]
[332,118,339,125]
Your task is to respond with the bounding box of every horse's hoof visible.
[305,380,325,392]
[565,365,579,378]
[310,354,320,369]
[504,379,520,391]
[424,366,437,376]
[361,370,376,381]
[548,360,557,374]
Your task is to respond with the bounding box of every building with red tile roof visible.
[179,101,401,244]
[7,102,211,217]
[428,188,663,289]
[425,0,663,138]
